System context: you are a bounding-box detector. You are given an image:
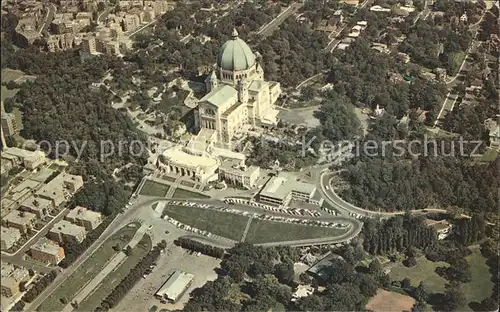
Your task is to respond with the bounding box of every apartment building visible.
[2,210,36,234]
[19,196,52,219]
[1,262,29,297]
[1,113,19,137]
[30,237,65,265]
[65,206,103,230]
[1,147,46,170]
[1,227,21,250]
[35,172,83,207]
[48,220,87,244]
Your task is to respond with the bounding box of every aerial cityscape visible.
[0,0,498,311]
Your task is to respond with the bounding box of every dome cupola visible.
[217,29,256,71]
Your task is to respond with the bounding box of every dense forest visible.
[339,154,499,214]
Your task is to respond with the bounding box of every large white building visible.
[195,29,281,147]
[155,271,194,303]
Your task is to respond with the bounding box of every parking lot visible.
[111,244,220,312]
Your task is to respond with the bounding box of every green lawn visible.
[38,223,141,312]
[389,257,449,293]
[389,249,493,311]
[161,205,247,241]
[245,219,349,244]
[76,234,153,312]
[462,249,494,307]
[171,188,209,199]
[140,180,170,197]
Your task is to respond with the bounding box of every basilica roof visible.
[217,29,256,71]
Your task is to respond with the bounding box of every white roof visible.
[161,146,219,172]
[156,271,194,301]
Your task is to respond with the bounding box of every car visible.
[148,225,153,230]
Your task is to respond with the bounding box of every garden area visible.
[171,188,209,199]
[139,180,170,197]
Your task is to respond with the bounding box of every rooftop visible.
[156,270,195,301]
[66,206,102,222]
[162,146,219,171]
[200,85,238,108]
[307,253,345,281]
[20,196,52,211]
[220,159,259,177]
[50,220,86,236]
[4,210,36,225]
[1,226,21,238]
[260,175,316,200]
[31,237,61,255]
[2,147,44,160]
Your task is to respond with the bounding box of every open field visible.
[389,257,449,293]
[77,234,153,312]
[161,205,248,241]
[244,219,349,244]
[1,69,32,101]
[366,289,416,312]
[462,249,494,308]
[171,188,210,199]
[38,223,141,312]
[140,180,170,197]
[389,249,493,311]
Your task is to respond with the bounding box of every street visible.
[256,2,303,38]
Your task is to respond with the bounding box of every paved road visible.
[325,0,374,52]
[434,15,485,127]
[256,2,303,38]
[39,4,56,36]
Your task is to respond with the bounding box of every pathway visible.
[240,217,253,242]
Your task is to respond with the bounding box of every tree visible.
[19,281,27,292]
[480,297,498,312]
[404,256,417,267]
[368,259,382,276]
[124,245,132,256]
[412,282,428,302]
[442,284,467,311]
[401,278,412,290]
[411,300,427,312]
[273,261,294,285]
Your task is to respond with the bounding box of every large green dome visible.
[217,29,256,71]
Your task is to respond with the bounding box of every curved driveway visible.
[319,171,453,218]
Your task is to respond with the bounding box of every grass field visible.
[38,223,141,312]
[140,180,170,197]
[76,234,153,311]
[162,205,248,241]
[389,249,493,311]
[389,257,449,293]
[1,69,26,101]
[171,188,210,199]
[244,219,349,244]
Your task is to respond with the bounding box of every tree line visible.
[362,214,438,256]
[174,237,225,258]
[95,240,167,311]
[21,270,57,304]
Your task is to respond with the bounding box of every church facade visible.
[194,29,281,146]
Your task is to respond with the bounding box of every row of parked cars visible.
[223,198,321,217]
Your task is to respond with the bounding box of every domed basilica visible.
[194,29,281,146]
